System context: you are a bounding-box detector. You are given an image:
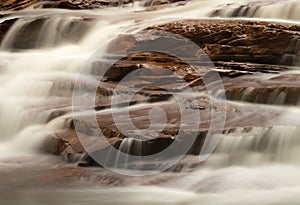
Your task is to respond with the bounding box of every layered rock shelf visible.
[1,1,300,170]
[0,0,133,10]
[0,0,38,10]
[0,0,190,10]
[37,19,300,167]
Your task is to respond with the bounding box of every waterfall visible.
[1,16,93,50]
[1,0,300,204]
[211,0,300,21]
[0,16,121,155]
[211,126,300,166]
[0,0,237,156]
[0,0,299,162]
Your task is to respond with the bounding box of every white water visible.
[1,0,300,204]
[0,0,256,154]
[212,0,300,21]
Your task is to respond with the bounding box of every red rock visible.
[0,0,38,10]
[146,20,300,65]
[46,19,300,167]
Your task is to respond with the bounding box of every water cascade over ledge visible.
[1,0,300,204]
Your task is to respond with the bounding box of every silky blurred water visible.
[0,0,300,204]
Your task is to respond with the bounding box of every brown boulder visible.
[36,0,134,10]
[144,0,189,6]
[0,0,135,10]
[108,20,300,65]
[146,20,300,66]
[0,0,37,10]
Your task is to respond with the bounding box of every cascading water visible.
[0,16,90,49]
[1,0,300,204]
[211,0,300,21]
[0,12,132,155]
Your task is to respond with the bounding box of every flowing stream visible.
[1,0,300,204]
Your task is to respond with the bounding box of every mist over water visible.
[1,0,300,204]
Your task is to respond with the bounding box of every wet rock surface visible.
[146,20,300,66]
[44,20,300,168]
[222,73,300,105]
[142,0,190,10]
[0,0,135,10]
[0,0,38,10]
[143,0,188,6]
[0,0,190,10]
[38,0,134,10]
[1,2,299,170]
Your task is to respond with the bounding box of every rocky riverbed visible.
[1,0,300,204]
[46,18,300,167]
